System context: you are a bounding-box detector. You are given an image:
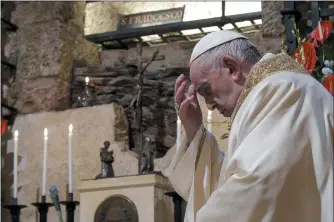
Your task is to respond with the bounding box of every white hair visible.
[196,38,261,71]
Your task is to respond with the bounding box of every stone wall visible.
[72,65,188,158]
[71,25,283,157]
[1,104,137,222]
[3,2,100,113]
[1,2,18,105]
[261,1,284,37]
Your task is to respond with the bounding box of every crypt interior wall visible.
[2,104,138,222]
[1,2,286,221]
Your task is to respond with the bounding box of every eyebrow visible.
[196,81,209,94]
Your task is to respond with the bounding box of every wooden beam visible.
[250,20,260,29]
[231,23,243,33]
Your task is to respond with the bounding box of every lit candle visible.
[176,116,181,151]
[207,110,212,133]
[42,128,48,196]
[13,130,18,199]
[85,77,89,85]
[68,124,73,194]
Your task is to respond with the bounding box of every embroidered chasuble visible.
[162,53,334,222]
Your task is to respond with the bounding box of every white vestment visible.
[163,53,334,222]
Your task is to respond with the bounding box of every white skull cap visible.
[189,30,251,64]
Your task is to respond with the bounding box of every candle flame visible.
[69,124,73,133]
[44,128,48,137]
[85,77,89,84]
[208,110,212,117]
[14,130,19,139]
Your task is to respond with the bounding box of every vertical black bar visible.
[10,208,21,222]
[165,192,183,222]
[282,1,298,55]
[221,1,225,17]
[39,206,48,222]
[311,1,320,29]
[66,203,77,222]
[173,195,182,222]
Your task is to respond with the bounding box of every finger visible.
[175,81,187,104]
[187,84,196,97]
[179,95,193,113]
[187,85,200,107]
[175,74,185,94]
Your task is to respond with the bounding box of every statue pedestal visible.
[78,173,174,222]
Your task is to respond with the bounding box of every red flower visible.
[308,21,333,47]
[292,42,316,73]
[1,119,8,136]
[322,74,334,96]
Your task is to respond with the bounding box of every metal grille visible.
[85,11,262,50]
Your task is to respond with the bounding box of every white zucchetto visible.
[189,30,250,64]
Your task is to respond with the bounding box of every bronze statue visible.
[125,46,160,153]
[139,137,155,174]
[96,141,115,179]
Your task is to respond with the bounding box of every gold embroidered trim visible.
[230,52,308,124]
[195,125,207,171]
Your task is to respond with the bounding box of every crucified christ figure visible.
[125,44,160,154]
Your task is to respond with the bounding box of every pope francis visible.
[162,30,333,222]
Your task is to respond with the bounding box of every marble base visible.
[78,173,174,222]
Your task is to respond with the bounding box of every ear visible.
[221,56,241,81]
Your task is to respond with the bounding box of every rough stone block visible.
[16,20,74,80]
[71,24,101,66]
[101,41,195,70]
[17,77,70,114]
[84,2,120,35]
[12,2,77,27]
[261,1,285,37]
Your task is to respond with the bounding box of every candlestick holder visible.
[165,192,183,222]
[31,195,54,222]
[3,198,27,222]
[60,193,80,222]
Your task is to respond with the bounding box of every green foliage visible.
[311,34,334,82]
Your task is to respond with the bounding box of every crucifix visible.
[125,43,163,171]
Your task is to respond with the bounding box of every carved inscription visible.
[94,195,138,222]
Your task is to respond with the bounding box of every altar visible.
[78,173,174,222]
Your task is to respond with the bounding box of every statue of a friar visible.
[96,141,115,179]
[139,137,155,175]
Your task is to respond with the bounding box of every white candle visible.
[13,130,18,198]
[207,110,212,133]
[85,77,89,85]
[42,128,48,196]
[176,116,181,151]
[68,124,73,194]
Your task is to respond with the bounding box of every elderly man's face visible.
[189,56,245,117]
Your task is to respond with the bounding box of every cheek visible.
[211,80,232,99]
